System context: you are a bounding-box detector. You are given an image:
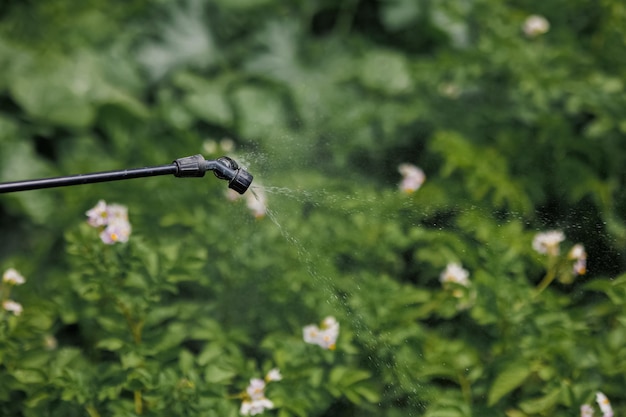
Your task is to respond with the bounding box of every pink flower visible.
[86,200,109,227]
[86,200,132,244]
[99,220,132,244]
[106,203,129,223]
[580,404,593,417]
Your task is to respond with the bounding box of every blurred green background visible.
[1,0,625,416]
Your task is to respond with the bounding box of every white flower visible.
[569,244,587,275]
[398,163,425,194]
[226,183,268,219]
[322,316,339,330]
[439,262,470,287]
[44,334,58,350]
[265,368,282,382]
[3,300,23,316]
[532,230,565,256]
[203,139,218,154]
[523,14,550,37]
[220,138,235,153]
[303,324,321,344]
[246,378,266,401]
[226,188,242,202]
[2,268,25,286]
[596,392,613,417]
[240,378,275,415]
[246,188,267,219]
[240,400,252,415]
[240,398,274,416]
[580,404,594,417]
[303,316,339,350]
[438,82,461,99]
[569,244,586,260]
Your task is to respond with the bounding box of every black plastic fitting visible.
[174,154,208,178]
[208,157,254,195]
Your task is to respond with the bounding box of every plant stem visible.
[335,0,359,35]
[534,253,565,297]
[85,404,101,417]
[117,301,143,344]
[1,284,11,302]
[134,390,143,415]
[458,372,472,405]
[534,264,557,296]
[117,300,145,414]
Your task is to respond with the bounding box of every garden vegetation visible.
[0,0,625,416]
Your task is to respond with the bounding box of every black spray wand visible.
[0,155,253,194]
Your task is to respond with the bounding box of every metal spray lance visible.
[0,155,253,194]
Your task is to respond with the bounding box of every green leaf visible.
[487,362,533,406]
[136,1,217,80]
[12,369,46,384]
[197,343,223,366]
[328,367,377,404]
[430,130,533,213]
[380,0,422,31]
[0,141,56,223]
[353,384,381,403]
[519,388,562,414]
[96,338,126,351]
[359,49,413,95]
[9,54,96,128]
[231,85,286,140]
[174,73,234,126]
[121,352,144,369]
[211,0,275,10]
[24,392,50,408]
[204,366,236,384]
[179,349,195,373]
[308,368,324,388]
[424,407,467,417]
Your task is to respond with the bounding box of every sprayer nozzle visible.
[213,156,254,195]
[228,166,254,194]
[173,155,254,194]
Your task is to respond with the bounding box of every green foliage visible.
[1,0,626,416]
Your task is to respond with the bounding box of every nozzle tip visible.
[229,168,254,194]
[213,156,253,194]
